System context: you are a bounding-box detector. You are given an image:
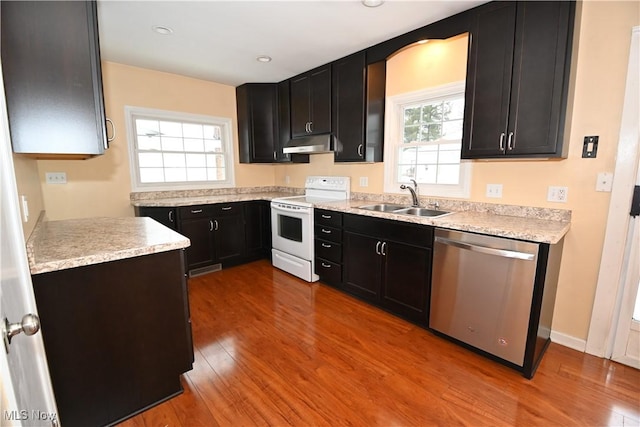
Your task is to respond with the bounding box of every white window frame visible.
[125,106,235,192]
[383,81,471,199]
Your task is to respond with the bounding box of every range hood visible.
[282,134,333,154]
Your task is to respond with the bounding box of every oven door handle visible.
[271,204,310,216]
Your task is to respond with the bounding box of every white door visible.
[0,58,58,425]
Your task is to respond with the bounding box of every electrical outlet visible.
[20,195,29,223]
[284,175,290,185]
[595,172,614,192]
[46,172,67,184]
[359,177,369,187]
[486,184,503,198]
[547,186,568,203]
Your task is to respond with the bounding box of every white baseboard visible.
[550,330,587,352]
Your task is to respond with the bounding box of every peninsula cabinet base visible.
[31,249,193,427]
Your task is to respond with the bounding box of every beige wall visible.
[30,1,638,342]
[12,154,45,238]
[36,62,276,220]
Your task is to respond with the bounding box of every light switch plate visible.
[359,177,369,187]
[45,172,67,184]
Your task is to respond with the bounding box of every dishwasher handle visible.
[434,236,536,261]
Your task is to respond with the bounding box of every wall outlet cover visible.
[547,186,568,203]
[486,184,503,198]
[595,172,614,192]
[359,177,369,187]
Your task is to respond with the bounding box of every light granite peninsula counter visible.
[27,215,190,275]
[131,188,571,245]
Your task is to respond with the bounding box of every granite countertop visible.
[131,190,570,244]
[130,191,292,207]
[313,200,570,244]
[27,216,190,275]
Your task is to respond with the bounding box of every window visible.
[384,81,471,198]
[125,106,235,191]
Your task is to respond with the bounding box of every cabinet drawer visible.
[179,205,210,219]
[315,239,342,263]
[315,258,342,284]
[315,224,341,243]
[344,214,433,248]
[211,203,241,216]
[315,209,342,228]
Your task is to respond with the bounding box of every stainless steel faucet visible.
[400,179,420,207]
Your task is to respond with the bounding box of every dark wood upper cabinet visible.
[1,0,109,158]
[290,65,331,137]
[332,52,385,163]
[237,83,280,163]
[462,1,575,159]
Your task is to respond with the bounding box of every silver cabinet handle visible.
[435,236,536,261]
[507,132,514,150]
[357,143,363,157]
[191,209,203,214]
[105,118,115,148]
[321,262,331,268]
[209,219,214,232]
[168,210,174,223]
[321,228,331,234]
[321,243,332,248]
[273,151,277,160]
[499,132,505,151]
[375,241,381,255]
[214,219,219,231]
[221,206,233,211]
[309,121,313,133]
[321,214,332,219]
[381,241,387,256]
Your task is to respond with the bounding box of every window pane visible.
[416,164,437,184]
[138,152,163,168]
[161,137,183,152]
[159,121,182,137]
[397,165,416,182]
[137,136,161,151]
[442,119,463,139]
[404,107,421,126]
[136,119,160,137]
[203,125,215,139]
[187,168,207,182]
[403,125,419,144]
[140,168,164,183]
[439,147,462,164]
[417,146,438,164]
[186,153,207,168]
[208,168,225,181]
[204,139,224,153]
[183,123,203,139]
[421,123,442,141]
[165,168,187,182]
[445,98,465,120]
[422,103,442,123]
[184,138,205,152]
[399,147,417,163]
[437,164,460,184]
[163,153,185,168]
[207,154,225,168]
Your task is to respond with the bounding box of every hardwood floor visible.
[120,260,640,426]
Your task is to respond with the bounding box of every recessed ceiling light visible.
[362,0,384,7]
[256,55,272,63]
[152,25,173,35]
[417,39,429,45]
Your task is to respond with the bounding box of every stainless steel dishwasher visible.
[430,228,540,367]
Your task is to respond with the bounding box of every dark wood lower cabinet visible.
[31,250,193,427]
[343,231,382,301]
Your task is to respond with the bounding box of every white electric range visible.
[271,176,350,282]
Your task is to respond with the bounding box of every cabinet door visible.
[290,74,312,137]
[237,84,278,163]
[1,1,107,157]
[462,2,516,158]
[343,231,382,302]
[213,214,245,266]
[309,65,331,134]
[179,218,215,271]
[244,201,270,260]
[507,1,573,156]
[333,52,366,162]
[136,207,177,230]
[381,241,431,324]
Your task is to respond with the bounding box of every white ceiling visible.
[97,1,486,87]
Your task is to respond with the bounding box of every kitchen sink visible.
[394,207,452,217]
[358,204,451,218]
[358,203,408,212]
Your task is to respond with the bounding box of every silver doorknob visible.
[3,313,40,346]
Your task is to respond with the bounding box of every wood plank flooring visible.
[119,260,640,426]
